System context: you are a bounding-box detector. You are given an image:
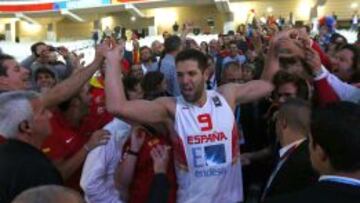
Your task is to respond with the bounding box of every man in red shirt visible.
[0,42,110,145]
[42,85,110,191]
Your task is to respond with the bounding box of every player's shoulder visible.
[154,96,176,105]
[154,96,176,117]
[217,83,236,93]
[217,84,236,99]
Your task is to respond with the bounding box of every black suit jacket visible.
[0,140,63,203]
[262,140,319,201]
[266,181,360,203]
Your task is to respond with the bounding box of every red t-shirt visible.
[121,58,131,75]
[78,84,113,137]
[42,111,89,191]
[122,133,177,203]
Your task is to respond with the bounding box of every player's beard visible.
[182,81,205,103]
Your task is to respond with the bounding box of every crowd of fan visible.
[0,19,359,203]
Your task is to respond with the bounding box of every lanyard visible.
[320,176,360,187]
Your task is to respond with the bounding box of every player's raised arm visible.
[104,40,171,124]
[41,43,105,109]
[220,80,273,108]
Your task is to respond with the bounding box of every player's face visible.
[177,60,206,103]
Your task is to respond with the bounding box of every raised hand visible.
[150,145,171,174]
[57,46,70,58]
[104,38,125,65]
[270,29,299,47]
[69,52,85,69]
[276,38,305,59]
[303,46,322,75]
[95,38,114,59]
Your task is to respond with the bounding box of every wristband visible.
[127,149,139,156]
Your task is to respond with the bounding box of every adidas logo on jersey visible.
[212,96,222,107]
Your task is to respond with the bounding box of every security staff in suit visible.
[266,102,360,203]
[261,99,319,202]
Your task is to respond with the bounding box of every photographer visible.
[21,42,75,87]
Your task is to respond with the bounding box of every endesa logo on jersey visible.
[187,132,228,144]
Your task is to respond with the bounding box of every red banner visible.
[0,3,54,12]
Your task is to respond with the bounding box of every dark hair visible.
[175,49,208,72]
[311,102,360,172]
[34,67,56,82]
[122,76,141,99]
[227,30,235,35]
[301,25,311,34]
[272,71,310,101]
[164,35,182,53]
[184,38,197,50]
[141,71,167,100]
[277,98,311,136]
[30,42,46,57]
[330,33,348,44]
[140,46,152,53]
[339,44,359,76]
[140,46,156,62]
[200,41,209,53]
[206,54,214,64]
[0,54,15,76]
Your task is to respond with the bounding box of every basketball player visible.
[104,41,273,203]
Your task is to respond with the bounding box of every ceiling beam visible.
[60,9,84,22]
[15,13,40,25]
[124,3,145,18]
[214,0,231,13]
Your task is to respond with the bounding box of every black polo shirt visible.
[0,139,63,203]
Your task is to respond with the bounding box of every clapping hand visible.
[150,145,171,174]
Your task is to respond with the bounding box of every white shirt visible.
[279,138,306,158]
[319,175,360,186]
[315,66,360,104]
[174,90,243,203]
[352,15,358,24]
[80,118,131,203]
[207,74,217,90]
